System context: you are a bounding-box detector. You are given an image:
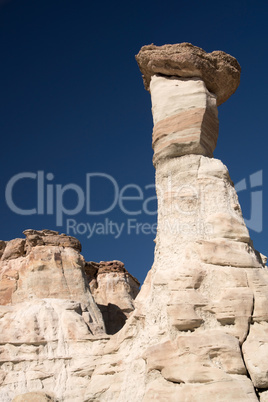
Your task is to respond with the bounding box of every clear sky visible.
[0,0,267,284]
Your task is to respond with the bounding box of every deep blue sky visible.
[0,0,267,284]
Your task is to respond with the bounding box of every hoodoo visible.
[135,42,241,163]
[1,44,268,402]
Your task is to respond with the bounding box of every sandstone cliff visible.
[0,230,139,401]
[1,43,268,402]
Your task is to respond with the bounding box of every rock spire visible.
[1,44,268,402]
[136,43,241,164]
[85,43,268,401]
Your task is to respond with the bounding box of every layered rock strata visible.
[0,230,139,401]
[136,42,241,164]
[149,75,219,163]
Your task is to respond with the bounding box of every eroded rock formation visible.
[0,230,139,401]
[135,42,241,105]
[135,43,241,164]
[1,43,268,401]
[85,260,140,334]
[84,43,267,401]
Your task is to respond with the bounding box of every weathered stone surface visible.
[0,240,6,259]
[12,392,54,401]
[136,42,241,105]
[0,231,143,401]
[206,212,250,242]
[86,260,140,334]
[144,330,247,379]
[143,377,257,402]
[0,263,19,305]
[243,322,268,388]
[151,76,219,163]
[246,268,268,322]
[82,152,266,401]
[0,245,104,331]
[196,239,262,268]
[204,287,254,343]
[0,232,107,401]
[23,229,81,252]
[0,230,81,263]
[260,391,268,402]
[0,296,110,401]
[73,146,268,401]
[167,304,204,331]
[1,239,25,261]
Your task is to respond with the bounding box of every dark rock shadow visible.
[97,303,127,335]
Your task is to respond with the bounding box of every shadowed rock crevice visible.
[239,289,256,387]
[85,260,140,334]
[97,303,128,335]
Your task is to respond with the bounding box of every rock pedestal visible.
[1,44,268,402]
[85,44,268,401]
[136,42,241,165]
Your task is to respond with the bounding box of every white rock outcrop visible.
[0,231,139,401]
[85,43,267,401]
